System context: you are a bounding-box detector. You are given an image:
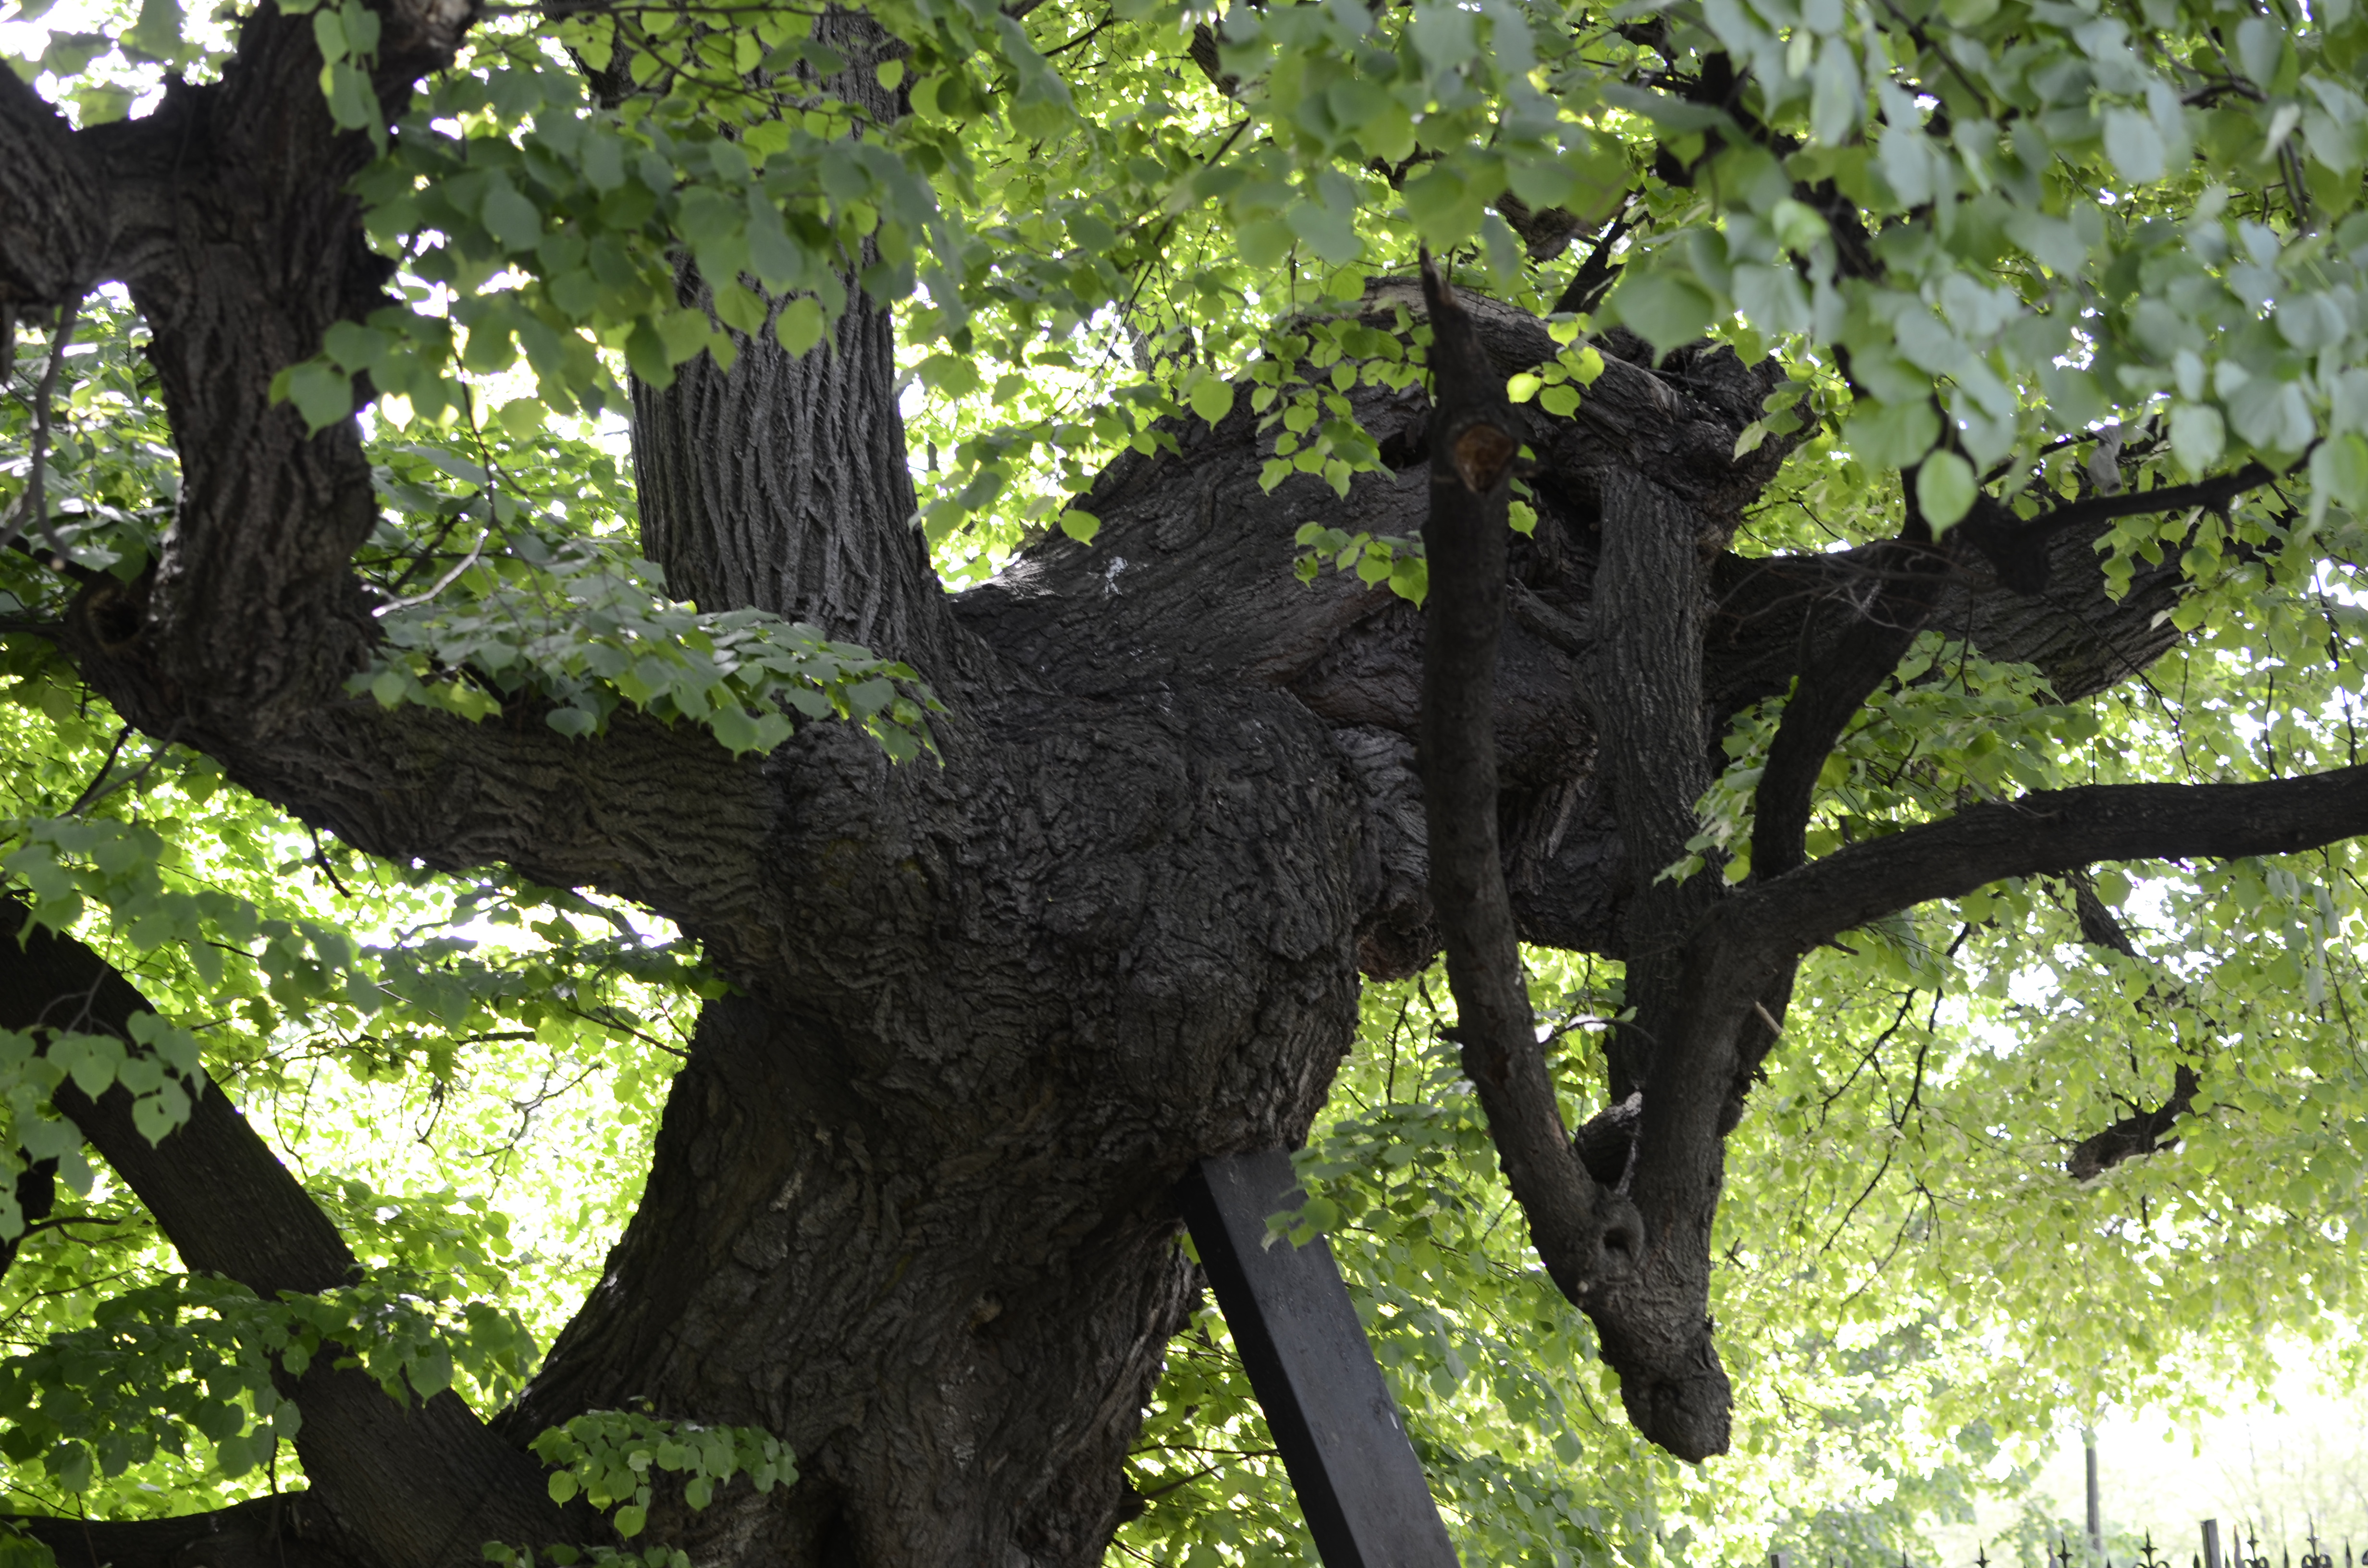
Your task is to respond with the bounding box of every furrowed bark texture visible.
[634,293,968,675]
[0,3,2269,1544]
[628,12,991,695]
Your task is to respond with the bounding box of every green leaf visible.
[280,360,356,433]
[1769,198,1829,253]
[481,176,543,252]
[39,32,111,75]
[1845,398,1940,469]
[1604,270,1716,358]
[310,6,346,61]
[323,59,376,131]
[2315,431,2368,511]
[2103,108,2167,184]
[2170,402,2226,476]
[1915,451,1978,529]
[712,281,766,336]
[776,299,827,358]
[1187,373,1234,427]
[124,0,182,61]
[1809,37,1861,147]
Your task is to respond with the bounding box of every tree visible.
[3,0,2368,1556]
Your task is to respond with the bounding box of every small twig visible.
[0,295,88,560]
[67,722,182,817]
[308,825,354,900]
[381,507,473,596]
[60,725,132,816]
[373,523,489,615]
[1041,11,1114,57]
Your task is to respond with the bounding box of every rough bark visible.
[0,71,107,313]
[0,0,2316,1550]
[628,12,994,696]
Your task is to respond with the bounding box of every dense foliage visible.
[5,0,2368,1552]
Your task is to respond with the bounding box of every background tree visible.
[1,0,2368,1559]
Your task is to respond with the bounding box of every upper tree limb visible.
[1,0,973,975]
[1628,765,2368,1222]
[0,70,106,310]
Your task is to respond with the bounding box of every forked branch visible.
[1637,765,2368,1208]
[1417,253,1627,1297]
[1415,255,1749,1460]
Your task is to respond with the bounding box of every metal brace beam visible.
[1175,1150,1462,1568]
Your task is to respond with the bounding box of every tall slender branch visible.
[1735,765,2368,956]
[1416,253,1626,1303]
[0,295,85,558]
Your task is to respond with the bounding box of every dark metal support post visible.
[1174,1151,1462,1568]
[2085,1430,2104,1557]
[2204,1521,2223,1568]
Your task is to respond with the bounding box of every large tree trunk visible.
[496,244,1378,1557]
[481,278,2207,1553]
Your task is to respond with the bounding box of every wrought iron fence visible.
[1774,1523,2364,1568]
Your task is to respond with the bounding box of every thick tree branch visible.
[1584,464,1722,1096]
[1551,200,1637,316]
[1731,516,1947,1104]
[0,71,108,311]
[1950,461,2283,596]
[1732,766,2368,960]
[66,623,792,981]
[10,1494,348,1568]
[2066,1063,2199,1181]
[2070,873,2143,958]
[630,12,996,692]
[1578,465,1737,1460]
[1749,523,1943,883]
[0,899,569,1568]
[2013,460,2280,540]
[0,900,354,1297]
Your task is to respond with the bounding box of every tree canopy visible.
[1,0,2368,1557]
